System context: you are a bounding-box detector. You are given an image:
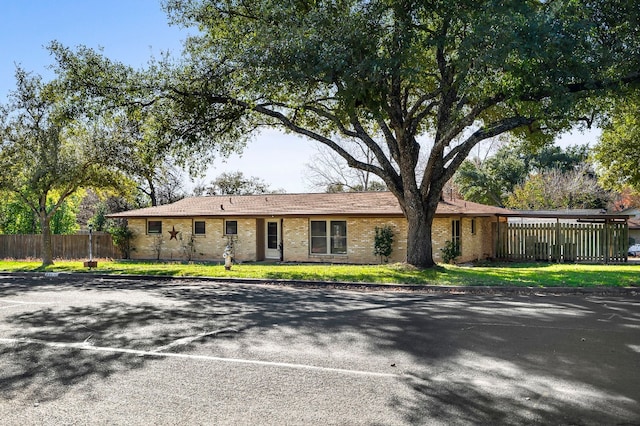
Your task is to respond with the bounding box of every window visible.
[267,222,278,249]
[310,221,327,253]
[471,218,476,235]
[147,220,162,234]
[225,220,237,235]
[452,219,461,251]
[331,221,347,254]
[310,220,347,254]
[194,221,206,235]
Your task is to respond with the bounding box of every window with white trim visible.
[310,220,347,254]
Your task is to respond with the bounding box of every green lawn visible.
[0,259,638,287]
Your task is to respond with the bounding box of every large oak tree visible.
[55,0,640,267]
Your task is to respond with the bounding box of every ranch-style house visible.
[108,192,510,264]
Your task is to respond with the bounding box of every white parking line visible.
[152,327,239,353]
[0,300,54,309]
[0,337,400,379]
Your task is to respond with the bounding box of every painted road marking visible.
[0,300,55,310]
[0,337,400,379]
[152,327,239,353]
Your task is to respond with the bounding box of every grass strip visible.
[1,259,638,287]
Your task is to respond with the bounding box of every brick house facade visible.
[109,192,509,264]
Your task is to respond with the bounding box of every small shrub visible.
[440,240,461,264]
[374,225,394,263]
[108,221,135,259]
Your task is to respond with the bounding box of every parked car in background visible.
[629,244,640,257]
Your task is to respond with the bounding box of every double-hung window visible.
[310,220,347,254]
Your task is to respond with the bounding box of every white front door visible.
[265,219,280,259]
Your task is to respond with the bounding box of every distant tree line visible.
[454,143,612,210]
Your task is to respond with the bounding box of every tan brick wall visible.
[431,217,450,262]
[281,218,310,261]
[281,217,407,264]
[127,217,258,262]
[127,215,497,264]
[431,216,496,263]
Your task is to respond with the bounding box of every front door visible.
[265,219,281,259]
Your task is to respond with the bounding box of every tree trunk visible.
[403,190,439,268]
[40,212,54,266]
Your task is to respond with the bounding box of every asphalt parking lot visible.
[0,273,639,425]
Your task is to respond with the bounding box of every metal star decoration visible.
[169,226,179,240]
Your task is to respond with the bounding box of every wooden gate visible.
[496,220,628,263]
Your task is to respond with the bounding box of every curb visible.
[5,271,638,297]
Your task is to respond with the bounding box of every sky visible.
[1,0,599,194]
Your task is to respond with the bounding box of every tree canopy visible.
[455,143,590,206]
[593,96,640,193]
[0,70,123,265]
[505,166,610,210]
[194,171,277,195]
[53,0,640,267]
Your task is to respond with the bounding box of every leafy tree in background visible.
[0,70,123,265]
[0,191,81,235]
[454,147,528,206]
[53,1,640,267]
[455,143,590,206]
[592,96,640,193]
[194,171,277,195]
[0,193,38,234]
[526,144,590,173]
[505,166,610,210]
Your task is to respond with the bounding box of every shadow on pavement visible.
[0,273,639,424]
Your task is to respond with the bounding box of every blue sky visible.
[1,0,185,97]
[0,1,597,193]
[0,0,312,192]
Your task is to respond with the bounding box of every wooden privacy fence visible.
[0,234,120,260]
[496,221,628,263]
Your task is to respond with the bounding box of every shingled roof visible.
[108,192,511,219]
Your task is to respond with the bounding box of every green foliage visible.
[48,193,81,235]
[196,171,275,195]
[89,202,109,232]
[0,194,37,234]
[373,225,394,263]
[0,69,126,264]
[455,143,591,206]
[593,96,640,192]
[108,221,134,259]
[54,1,640,267]
[0,191,80,235]
[440,240,461,264]
[505,167,610,210]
